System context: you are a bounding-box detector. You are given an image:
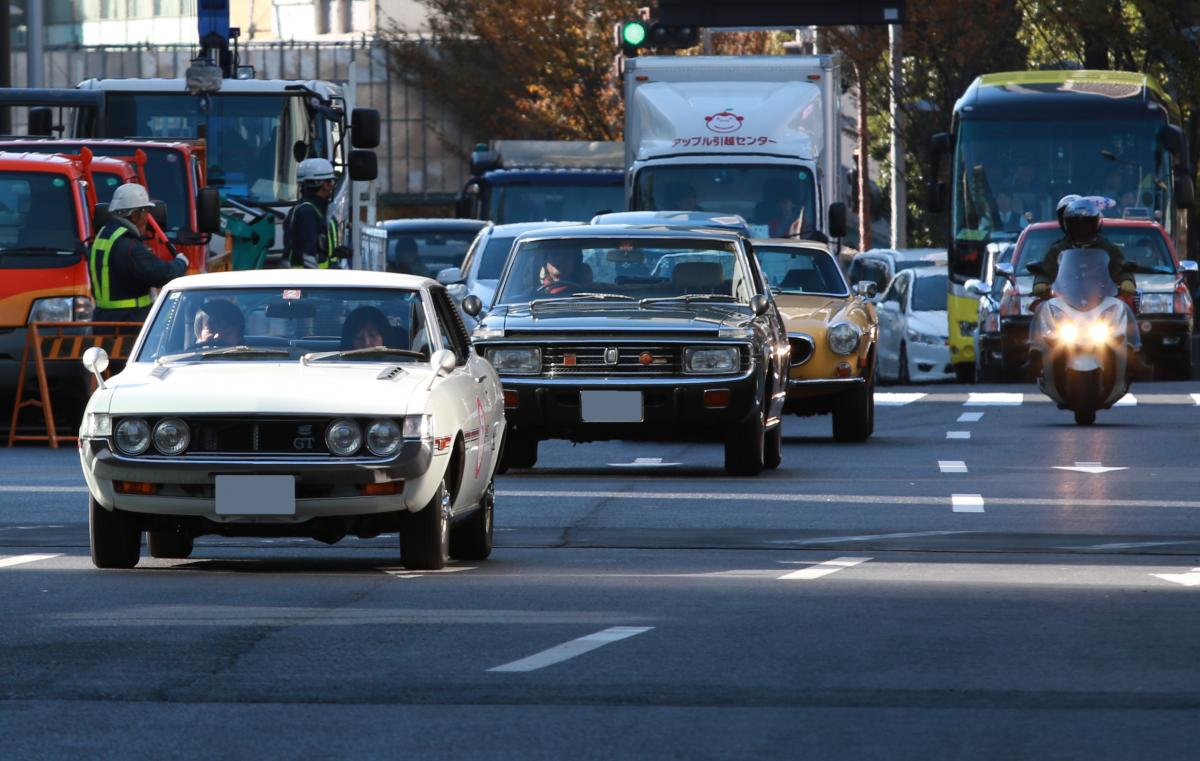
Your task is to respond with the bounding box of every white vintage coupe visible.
[77,270,505,570]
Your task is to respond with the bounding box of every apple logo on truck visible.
[705,110,744,133]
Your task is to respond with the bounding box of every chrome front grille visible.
[542,346,681,376]
[788,334,815,366]
[185,417,334,456]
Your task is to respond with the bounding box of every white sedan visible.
[875,267,954,384]
[78,269,505,570]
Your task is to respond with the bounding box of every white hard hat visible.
[297,157,336,183]
[108,183,154,213]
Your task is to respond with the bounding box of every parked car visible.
[372,218,488,277]
[754,239,878,440]
[972,242,1017,382]
[468,224,789,476]
[437,221,579,311]
[77,269,504,570]
[847,247,947,292]
[875,266,954,384]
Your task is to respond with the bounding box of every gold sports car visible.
[754,239,879,441]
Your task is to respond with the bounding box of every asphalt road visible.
[1,382,1198,760]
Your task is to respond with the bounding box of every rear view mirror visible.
[348,150,378,182]
[351,108,381,149]
[196,187,221,234]
[265,300,317,319]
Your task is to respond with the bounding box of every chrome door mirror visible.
[965,278,991,297]
[82,346,110,389]
[750,293,770,317]
[852,281,877,298]
[994,262,1015,279]
[1178,260,1198,274]
[462,295,484,317]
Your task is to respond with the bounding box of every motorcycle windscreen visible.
[1052,248,1118,311]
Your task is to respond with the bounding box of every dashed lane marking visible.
[874,392,927,406]
[777,556,871,580]
[0,486,87,493]
[938,460,968,474]
[0,553,62,569]
[1151,568,1200,587]
[609,457,681,468]
[1115,393,1137,406]
[946,430,971,440]
[487,626,654,672]
[951,494,986,513]
[965,392,1024,406]
[1192,394,1200,406]
[1052,462,1129,475]
[957,411,984,422]
[768,530,970,546]
[381,566,475,579]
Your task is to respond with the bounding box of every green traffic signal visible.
[621,21,647,47]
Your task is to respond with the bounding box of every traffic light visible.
[618,20,648,57]
[616,19,700,56]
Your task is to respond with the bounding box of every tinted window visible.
[0,171,79,252]
[387,231,478,276]
[478,235,517,280]
[755,246,848,295]
[911,275,948,312]
[1014,226,1175,275]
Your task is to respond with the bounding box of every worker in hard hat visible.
[285,157,340,269]
[90,183,188,324]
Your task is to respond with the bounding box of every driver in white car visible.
[193,300,245,348]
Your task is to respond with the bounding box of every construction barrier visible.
[7,321,141,449]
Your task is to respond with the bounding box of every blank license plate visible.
[580,390,643,423]
[215,475,296,516]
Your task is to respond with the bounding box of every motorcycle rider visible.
[1031,196,1133,298]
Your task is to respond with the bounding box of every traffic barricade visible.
[7,321,141,449]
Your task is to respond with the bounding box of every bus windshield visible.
[105,93,310,204]
[0,171,80,256]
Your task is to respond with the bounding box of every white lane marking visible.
[609,457,681,467]
[1071,541,1191,551]
[946,431,971,440]
[0,553,62,569]
[951,494,985,513]
[966,392,1023,406]
[1152,568,1200,587]
[0,486,88,493]
[874,392,927,406]
[939,460,968,474]
[768,530,970,546]
[778,556,871,580]
[381,566,475,579]
[1192,393,1200,406]
[1115,393,1137,406]
[957,411,984,422]
[1053,462,1129,475]
[487,626,654,672]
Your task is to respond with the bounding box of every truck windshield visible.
[105,93,308,203]
[633,165,817,239]
[0,171,79,256]
[490,184,625,224]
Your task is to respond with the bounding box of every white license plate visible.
[580,390,643,423]
[215,475,296,516]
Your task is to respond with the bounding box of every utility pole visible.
[889,23,906,249]
[28,0,44,88]
[0,0,11,133]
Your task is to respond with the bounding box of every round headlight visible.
[828,322,861,355]
[326,418,362,457]
[114,418,151,455]
[366,419,402,457]
[152,417,190,456]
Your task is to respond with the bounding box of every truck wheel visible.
[401,478,451,570]
[497,431,537,472]
[89,496,141,569]
[450,481,494,561]
[148,529,194,559]
[832,373,874,442]
[763,425,782,469]
[724,409,765,476]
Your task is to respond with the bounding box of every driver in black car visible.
[539,247,585,295]
[193,299,246,348]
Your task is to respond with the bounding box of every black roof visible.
[955,72,1175,123]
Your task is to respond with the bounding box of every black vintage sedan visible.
[466,224,789,476]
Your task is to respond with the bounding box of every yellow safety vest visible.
[289,201,337,269]
[89,225,152,310]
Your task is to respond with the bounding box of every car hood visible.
[96,361,434,416]
[487,303,755,338]
[775,295,848,324]
[907,310,948,336]
[1136,273,1177,293]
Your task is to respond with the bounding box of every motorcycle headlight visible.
[827,322,861,355]
[325,418,362,457]
[28,297,92,323]
[1138,292,1174,314]
[1058,322,1080,345]
[1086,321,1111,345]
[684,346,740,374]
[366,419,402,457]
[485,346,541,374]
[152,417,190,456]
[114,418,151,455]
[402,414,433,441]
[80,412,112,438]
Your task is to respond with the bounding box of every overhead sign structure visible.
[654,0,905,27]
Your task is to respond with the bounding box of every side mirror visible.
[965,278,991,297]
[1175,172,1195,210]
[92,201,112,231]
[431,348,457,377]
[926,132,951,213]
[292,140,309,164]
[750,293,770,317]
[82,346,110,389]
[462,295,484,317]
[1177,260,1198,274]
[1121,260,1138,273]
[196,187,221,234]
[437,267,465,285]
[28,107,54,136]
[853,281,877,298]
[927,179,948,214]
[1025,261,1044,276]
[827,202,848,239]
[150,201,168,231]
[351,108,382,149]
[994,262,1015,279]
[348,150,377,182]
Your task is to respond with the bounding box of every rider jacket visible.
[1034,234,1133,291]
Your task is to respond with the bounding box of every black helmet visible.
[1062,197,1103,246]
[1055,194,1081,232]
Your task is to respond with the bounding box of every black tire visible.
[954,362,975,384]
[763,425,782,469]
[832,371,874,442]
[89,496,141,569]
[497,431,537,472]
[898,344,911,385]
[1074,408,1096,425]
[401,478,451,570]
[724,408,765,476]
[147,529,194,559]
[450,481,494,561]
[976,346,1001,384]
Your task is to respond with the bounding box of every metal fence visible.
[6,38,471,204]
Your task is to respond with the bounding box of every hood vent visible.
[376,365,406,381]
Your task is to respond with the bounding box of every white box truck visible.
[624,55,846,240]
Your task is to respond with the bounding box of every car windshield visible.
[0,171,80,255]
[93,146,190,231]
[137,287,438,363]
[494,237,747,306]
[490,184,625,224]
[1014,226,1175,276]
[477,235,516,280]
[92,171,125,205]
[754,246,847,296]
[633,165,818,239]
[1054,249,1118,311]
[911,274,949,312]
[388,231,478,277]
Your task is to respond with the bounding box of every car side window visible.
[895,274,911,311]
[429,287,471,364]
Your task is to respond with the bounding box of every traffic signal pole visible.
[889,23,906,248]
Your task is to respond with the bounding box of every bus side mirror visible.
[926,132,951,213]
[827,202,847,239]
[348,150,378,181]
[351,109,381,149]
[1175,173,1195,210]
[196,187,221,234]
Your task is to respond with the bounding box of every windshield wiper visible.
[567,293,637,301]
[302,347,427,364]
[157,345,290,364]
[639,294,739,306]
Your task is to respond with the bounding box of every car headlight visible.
[1139,292,1174,313]
[684,346,740,374]
[325,418,362,456]
[114,418,151,455]
[907,328,946,345]
[366,419,402,457]
[80,412,111,438]
[485,346,541,374]
[28,296,93,324]
[403,414,433,441]
[827,322,861,355]
[152,417,190,456]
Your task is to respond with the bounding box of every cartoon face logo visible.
[705,110,744,133]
